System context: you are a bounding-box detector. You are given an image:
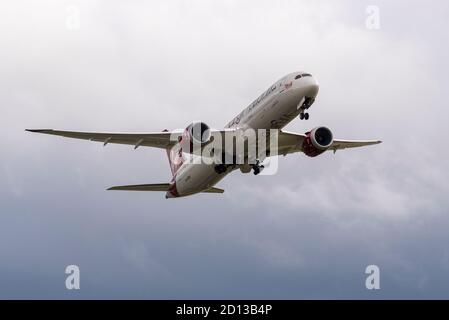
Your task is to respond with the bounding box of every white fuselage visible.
[167,72,319,198]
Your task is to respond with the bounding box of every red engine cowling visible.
[302,127,333,157]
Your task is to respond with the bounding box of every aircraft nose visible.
[305,77,319,97]
[294,73,319,97]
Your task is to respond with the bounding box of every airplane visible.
[26,71,381,198]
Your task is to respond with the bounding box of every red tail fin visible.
[163,129,184,176]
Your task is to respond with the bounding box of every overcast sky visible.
[1,0,449,299]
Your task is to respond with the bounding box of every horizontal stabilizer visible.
[107,183,224,194]
[203,187,225,193]
[107,183,170,191]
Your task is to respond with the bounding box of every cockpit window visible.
[295,73,312,80]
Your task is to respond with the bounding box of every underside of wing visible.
[328,139,382,151]
[276,131,381,155]
[26,128,381,157]
[276,131,307,155]
[26,129,179,149]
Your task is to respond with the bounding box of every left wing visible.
[26,129,179,149]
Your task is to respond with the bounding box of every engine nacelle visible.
[302,126,333,157]
[180,122,211,152]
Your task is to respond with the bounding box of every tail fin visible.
[166,147,179,175]
[163,129,183,176]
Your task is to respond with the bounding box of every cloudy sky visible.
[1,0,448,299]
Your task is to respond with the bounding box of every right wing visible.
[26,129,179,150]
[328,139,382,151]
[276,131,381,155]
